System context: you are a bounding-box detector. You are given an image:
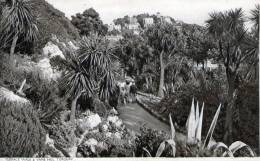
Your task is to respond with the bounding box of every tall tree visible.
[117,34,153,77]
[206,8,255,144]
[184,25,214,68]
[0,0,38,57]
[144,23,185,97]
[71,8,108,36]
[113,15,130,28]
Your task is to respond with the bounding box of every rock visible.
[97,142,108,150]
[44,134,65,157]
[114,132,122,139]
[68,41,79,50]
[82,110,94,117]
[107,115,119,124]
[37,58,61,81]
[76,152,83,157]
[115,119,123,127]
[0,87,28,103]
[43,41,65,59]
[45,134,55,145]
[83,138,98,153]
[102,124,108,132]
[107,115,123,127]
[66,146,78,157]
[105,132,112,138]
[79,114,101,131]
[109,107,118,115]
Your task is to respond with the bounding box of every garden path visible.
[118,103,186,143]
[118,103,170,133]
[118,103,186,141]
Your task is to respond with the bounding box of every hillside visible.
[31,0,80,48]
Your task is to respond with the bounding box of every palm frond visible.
[60,52,93,97]
[249,4,260,31]
[0,0,38,47]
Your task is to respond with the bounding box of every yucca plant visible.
[0,0,38,57]
[78,33,119,101]
[185,98,255,157]
[61,52,93,98]
[60,52,93,124]
[61,34,119,123]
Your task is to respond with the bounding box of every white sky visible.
[46,0,259,26]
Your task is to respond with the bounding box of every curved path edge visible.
[136,96,170,125]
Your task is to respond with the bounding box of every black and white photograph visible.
[0,0,259,158]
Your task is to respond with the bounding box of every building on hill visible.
[126,23,140,35]
[108,23,122,32]
[127,24,140,30]
[129,17,138,24]
[143,18,154,27]
[125,17,140,35]
[106,35,123,42]
[192,59,219,71]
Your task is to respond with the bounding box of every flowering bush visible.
[76,111,136,157]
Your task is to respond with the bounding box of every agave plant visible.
[186,98,255,157]
[186,98,205,145]
[143,98,255,157]
[143,114,176,157]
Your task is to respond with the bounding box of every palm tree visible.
[0,0,38,57]
[206,8,253,144]
[61,34,118,122]
[79,34,118,101]
[60,51,93,124]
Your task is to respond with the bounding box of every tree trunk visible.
[10,34,18,58]
[145,77,149,89]
[158,51,165,97]
[70,92,83,125]
[224,72,237,144]
[70,97,77,125]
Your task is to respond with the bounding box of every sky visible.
[46,0,259,26]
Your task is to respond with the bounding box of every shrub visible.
[0,53,25,91]
[49,111,76,150]
[135,127,171,157]
[77,114,136,157]
[0,87,46,157]
[78,130,136,157]
[234,82,259,152]
[150,70,227,140]
[24,75,67,130]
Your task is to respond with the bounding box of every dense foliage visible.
[0,87,46,157]
[0,0,258,157]
[71,8,108,36]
